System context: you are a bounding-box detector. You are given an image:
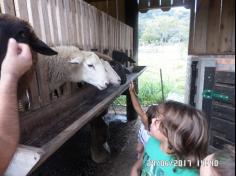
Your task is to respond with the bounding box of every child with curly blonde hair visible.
[131,100,209,176]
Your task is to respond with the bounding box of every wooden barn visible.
[0,0,235,175]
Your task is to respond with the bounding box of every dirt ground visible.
[31,107,141,176]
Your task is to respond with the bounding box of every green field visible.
[114,44,188,106]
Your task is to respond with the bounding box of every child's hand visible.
[129,81,136,94]
[1,38,32,81]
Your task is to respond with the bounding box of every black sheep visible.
[112,50,136,65]
[0,14,57,109]
[110,61,127,85]
[0,14,57,67]
[96,51,128,85]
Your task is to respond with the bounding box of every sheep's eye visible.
[88,64,94,68]
[19,31,26,38]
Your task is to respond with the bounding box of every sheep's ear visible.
[69,57,83,64]
[83,52,93,58]
[30,38,58,56]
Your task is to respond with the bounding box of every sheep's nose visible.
[105,81,109,86]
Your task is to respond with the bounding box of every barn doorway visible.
[138,7,191,104]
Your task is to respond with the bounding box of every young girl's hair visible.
[156,101,208,168]
[146,104,159,130]
[212,145,235,176]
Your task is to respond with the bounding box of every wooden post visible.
[90,109,110,163]
[125,0,138,63]
[125,0,138,121]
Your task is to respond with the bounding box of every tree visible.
[139,8,190,46]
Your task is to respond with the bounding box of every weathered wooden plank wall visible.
[192,0,209,54]
[0,0,133,110]
[189,0,235,55]
[85,0,126,22]
[206,0,221,54]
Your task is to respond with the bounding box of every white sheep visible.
[96,53,127,85]
[43,46,109,92]
[101,60,121,86]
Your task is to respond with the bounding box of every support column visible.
[125,0,139,63]
[125,0,139,121]
[90,109,110,163]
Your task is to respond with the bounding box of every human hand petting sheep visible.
[1,38,32,82]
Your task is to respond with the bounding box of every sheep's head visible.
[69,52,109,90]
[0,14,57,65]
[101,60,121,86]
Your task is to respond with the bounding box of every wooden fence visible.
[0,0,133,111]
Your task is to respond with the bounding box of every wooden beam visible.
[4,145,45,176]
[139,0,149,11]
[173,0,184,6]
[219,0,235,54]
[150,0,159,8]
[206,0,221,54]
[139,0,193,11]
[85,0,113,2]
[188,0,195,54]
[192,0,210,54]
[125,0,139,63]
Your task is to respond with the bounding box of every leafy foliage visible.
[139,8,190,45]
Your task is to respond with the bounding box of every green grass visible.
[113,44,187,106]
[138,80,174,105]
[113,80,176,106]
[113,77,178,106]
